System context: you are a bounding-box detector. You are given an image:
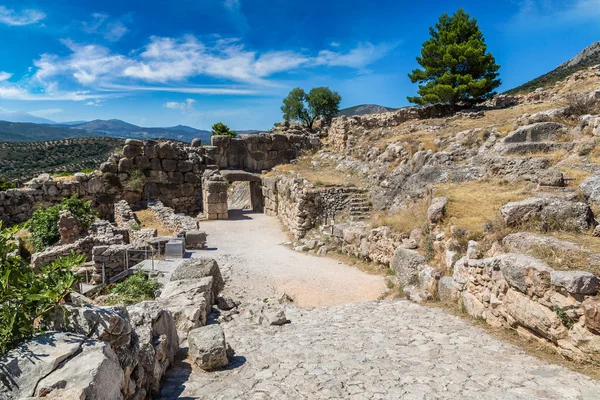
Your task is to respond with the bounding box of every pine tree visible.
[211,122,237,138]
[408,8,501,107]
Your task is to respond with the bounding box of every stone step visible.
[500,142,574,155]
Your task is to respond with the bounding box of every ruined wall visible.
[1,133,319,227]
[452,251,600,364]
[208,133,319,171]
[262,175,366,239]
[328,104,454,153]
[0,173,118,226]
[148,200,200,231]
[101,139,206,214]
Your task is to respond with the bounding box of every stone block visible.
[551,270,599,295]
[504,289,567,342]
[150,158,162,170]
[134,156,150,170]
[188,325,231,371]
[118,158,133,173]
[185,230,207,249]
[162,159,177,172]
[177,160,193,172]
[168,171,184,185]
[583,299,600,332]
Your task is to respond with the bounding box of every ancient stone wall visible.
[1,133,319,227]
[262,175,366,239]
[30,220,129,269]
[113,200,138,229]
[451,251,600,364]
[328,104,453,153]
[101,139,206,214]
[207,133,319,171]
[148,200,200,232]
[201,171,229,220]
[0,173,116,226]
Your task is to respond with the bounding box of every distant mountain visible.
[58,120,89,126]
[68,119,212,143]
[0,118,263,144]
[506,42,600,94]
[337,104,397,116]
[0,121,100,142]
[0,111,56,125]
[168,125,199,133]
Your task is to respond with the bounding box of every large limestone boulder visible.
[427,196,448,223]
[57,210,83,244]
[126,301,179,398]
[495,253,553,296]
[44,303,132,348]
[188,324,233,371]
[502,122,565,143]
[550,271,599,295]
[503,232,582,254]
[0,332,86,399]
[170,257,224,296]
[505,289,568,342]
[0,333,123,400]
[34,339,123,400]
[580,173,600,204]
[500,198,594,231]
[391,247,428,287]
[499,198,545,226]
[159,277,214,334]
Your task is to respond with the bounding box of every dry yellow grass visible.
[370,200,429,234]
[52,175,78,182]
[134,209,172,236]
[556,166,593,187]
[271,155,366,187]
[435,179,531,233]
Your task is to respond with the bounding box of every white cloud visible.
[223,0,241,11]
[35,40,129,85]
[510,0,600,29]
[0,6,45,26]
[82,13,128,41]
[85,99,104,106]
[29,108,63,117]
[16,35,396,102]
[0,71,12,81]
[315,42,395,69]
[102,84,257,95]
[164,98,196,110]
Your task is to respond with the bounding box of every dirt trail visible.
[198,210,385,308]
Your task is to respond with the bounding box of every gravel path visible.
[159,210,600,399]
[196,210,386,308]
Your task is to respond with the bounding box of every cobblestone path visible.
[160,300,600,399]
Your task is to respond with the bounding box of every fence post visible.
[102,263,106,285]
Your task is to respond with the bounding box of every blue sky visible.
[0,0,598,130]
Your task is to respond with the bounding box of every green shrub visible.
[27,196,97,251]
[126,169,144,191]
[0,225,81,355]
[0,177,16,191]
[107,270,161,305]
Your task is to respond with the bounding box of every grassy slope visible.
[0,137,125,183]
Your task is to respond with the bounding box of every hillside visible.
[506,41,600,94]
[69,119,213,143]
[0,121,101,142]
[338,104,397,116]
[0,137,125,183]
